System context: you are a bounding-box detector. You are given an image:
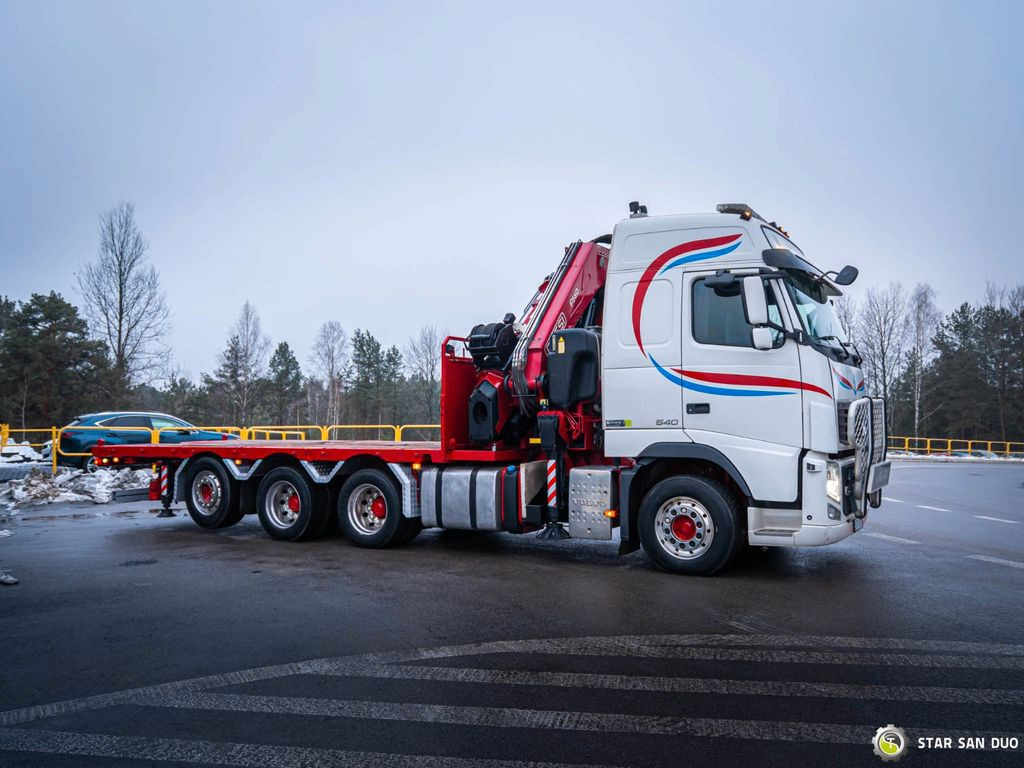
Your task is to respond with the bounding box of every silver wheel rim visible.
[192,470,222,516]
[654,496,715,560]
[83,457,98,473]
[347,483,387,536]
[264,480,302,529]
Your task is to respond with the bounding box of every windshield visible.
[783,270,850,351]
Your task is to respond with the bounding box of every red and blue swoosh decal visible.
[631,233,831,399]
[651,364,833,398]
[834,370,866,394]
[632,233,743,358]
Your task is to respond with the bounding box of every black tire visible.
[185,457,243,529]
[256,466,327,542]
[637,475,743,576]
[78,456,99,473]
[337,468,417,548]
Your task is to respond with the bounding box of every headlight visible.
[826,461,841,503]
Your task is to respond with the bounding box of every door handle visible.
[686,403,710,415]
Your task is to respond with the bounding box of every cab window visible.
[692,278,783,348]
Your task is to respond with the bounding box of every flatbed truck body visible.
[95,202,891,575]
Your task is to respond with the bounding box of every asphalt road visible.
[1,460,1022,767]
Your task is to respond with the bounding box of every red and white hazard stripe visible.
[546,460,557,507]
[159,464,169,499]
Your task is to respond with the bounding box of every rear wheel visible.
[638,475,743,575]
[337,468,418,548]
[185,458,243,529]
[256,467,327,542]
[78,456,99,473]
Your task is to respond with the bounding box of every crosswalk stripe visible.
[318,663,1024,704]
[320,645,1024,670]
[0,727,611,768]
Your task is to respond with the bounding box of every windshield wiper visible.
[816,335,856,362]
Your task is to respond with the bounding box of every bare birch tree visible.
[833,296,860,351]
[858,283,908,418]
[311,321,349,425]
[905,283,940,437]
[77,201,170,404]
[404,325,443,422]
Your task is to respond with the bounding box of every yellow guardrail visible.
[396,424,442,441]
[246,425,327,440]
[888,436,1024,456]
[326,424,399,441]
[0,422,444,474]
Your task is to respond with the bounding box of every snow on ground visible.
[0,467,152,510]
[889,452,1024,462]
[0,440,44,463]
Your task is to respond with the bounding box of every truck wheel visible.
[637,475,742,576]
[185,458,242,529]
[338,468,416,548]
[256,467,327,542]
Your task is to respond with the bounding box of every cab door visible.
[680,273,804,449]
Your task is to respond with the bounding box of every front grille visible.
[847,397,887,484]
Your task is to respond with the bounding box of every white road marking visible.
[917,505,951,512]
[885,498,904,503]
[319,663,1024,704]
[0,728,607,768]
[862,532,920,545]
[6,633,1023,730]
[133,692,1024,745]
[973,515,1020,525]
[966,555,1024,570]
[5,632,1024,766]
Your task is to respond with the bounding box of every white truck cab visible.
[602,204,890,554]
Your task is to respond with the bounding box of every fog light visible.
[826,461,841,503]
[827,505,842,521]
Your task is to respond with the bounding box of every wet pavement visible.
[1,461,1022,767]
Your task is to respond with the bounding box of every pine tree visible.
[0,292,107,427]
[267,342,303,425]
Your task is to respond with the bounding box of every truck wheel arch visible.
[618,443,752,555]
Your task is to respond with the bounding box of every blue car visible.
[53,412,239,470]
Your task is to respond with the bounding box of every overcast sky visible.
[1,1,1021,377]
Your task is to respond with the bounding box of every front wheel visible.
[637,475,743,576]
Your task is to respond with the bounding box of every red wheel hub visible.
[671,515,697,542]
[199,484,212,503]
[287,494,300,513]
[370,496,387,519]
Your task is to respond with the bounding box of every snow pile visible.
[0,467,153,509]
[0,440,44,463]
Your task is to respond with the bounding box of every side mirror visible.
[751,327,775,350]
[742,276,769,326]
[834,265,858,286]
